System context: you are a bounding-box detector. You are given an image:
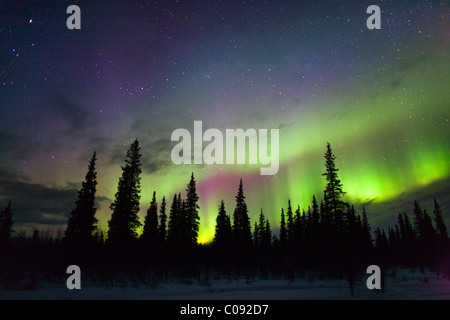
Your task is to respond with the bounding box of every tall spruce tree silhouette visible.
[64,151,98,247]
[293,205,303,249]
[141,191,159,246]
[107,139,142,247]
[253,209,264,249]
[185,173,200,245]
[0,201,13,244]
[286,200,294,247]
[397,213,406,246]
[279,208,287,250]
[158,196,167,244]
[262,219,272,250]
[322,142,346,231]
[422,209,437,246]
[311,195,320,227]
[213,200,232,248]
[433,198,448,245]
[168,193,183,244]
[361,206,373,250]
[232,179,252,248]
[168,194,179,244]
[403,212,416,246]
[413,200,424,241]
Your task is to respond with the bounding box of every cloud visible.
[140,138,175,174]
[127,117,192,174]
[0,130,18,153]
[0,169,109,230]
[0,93,103,167]
[0,130,36,163]
[102,136,175,175]
[44,94,90,135]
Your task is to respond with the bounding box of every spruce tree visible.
[413,200,424,241]
[158,196,167,243]
[168,194,180,244]
[258,209,266,248]
[422,209,437,246]
[311,195,320,227]
[294,205,303,245]
[253,209,268,250]
[279,208,287,250]
[141,191,159,246]
[232,179,252,248]
[322,142,346,229]
[301,209,307,239]
[0,201,13,244]
[185,173,200,245]
[388,226,397,248]
[374,228,383,249]
[286,200,294,246]
[213,200,232,248]
[403,212,416,245]
[224,206,232,245]
[262,219,272,250]
[397,213,406,245]
[361,206,372,248]
[179,194,188,243]
[64,151,98,247]
[253,221,260,247]
[107,139,142,246]
[433,198,448,245]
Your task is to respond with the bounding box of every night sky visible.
[1,0,449,243]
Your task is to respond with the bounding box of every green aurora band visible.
[87,46,449,244]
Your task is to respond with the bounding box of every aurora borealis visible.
[1,1,448,244]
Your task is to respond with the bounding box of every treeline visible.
[0,140,448,291]
[57,139,379,264]
[373,199,449,272]
[63,140,202,249]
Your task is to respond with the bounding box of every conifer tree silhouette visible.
[158,196,167,243]
[213,200,232,248]
[262,219,272,250]
[322,142,346,231]
[168,194,180,244]
[397,213,406,245]
[293,204,303,248]
[361,206,372,249]
[185,173,200,245]
[107,139,142,246]
[253,221,260,248]
[403,212,416,245]
[279,208,287,250]
[141,191,159,246]
[413,200,425,241]
[0,201,13,244]
[232,179,252,248]
[433,198,448,245]
[422,209,437,247]
[286,200,294,247]
[253,209,270,250]
[311,195,320,227]
[64,151,98,247]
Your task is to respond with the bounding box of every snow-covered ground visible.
[1,269,449,300]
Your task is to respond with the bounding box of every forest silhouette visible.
[0,140,448,295]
